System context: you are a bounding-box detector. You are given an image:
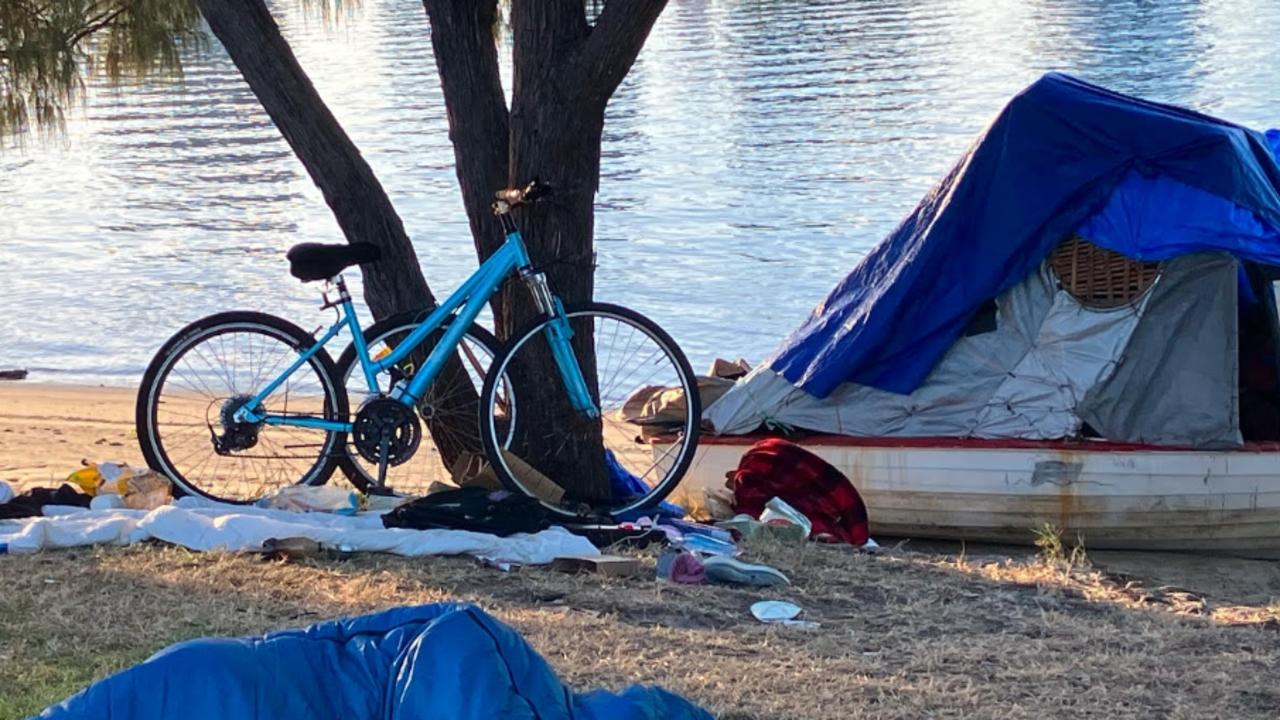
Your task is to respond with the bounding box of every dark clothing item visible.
[563,524,668,550]
[0,484,91,520]
[729,438,870,546]
[382,487,551,537]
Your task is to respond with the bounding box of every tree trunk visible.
[420,0,512,327]
[422,0,668,502]
[505,15,608,499]
[197,0,480,469]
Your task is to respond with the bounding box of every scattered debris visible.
[552,555,643,578]
[477,556,521,572]
[258,485,360,515]
[760,497,812,539]
[750,600,819,628]
[261,537,325,562]
[65,460,173,509]
[260,537,353,563]
[703,556,790,587]
[656,549,706,584]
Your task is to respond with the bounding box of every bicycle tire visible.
[478,302,701,519]
[136,311,348,504]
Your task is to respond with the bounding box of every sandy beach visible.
[0,383,144,492]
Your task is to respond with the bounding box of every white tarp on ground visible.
[705,253,1241,446]
[0,498,598,563]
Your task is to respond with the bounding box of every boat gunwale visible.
[690,433,1280,453]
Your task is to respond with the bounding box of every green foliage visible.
[1032,522,1088,567]
[0,0,204,139]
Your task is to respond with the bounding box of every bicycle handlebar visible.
[492,179,550,215]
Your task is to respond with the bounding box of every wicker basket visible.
[1048,235,1160,308]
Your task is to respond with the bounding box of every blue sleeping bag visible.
[34,603,712,720]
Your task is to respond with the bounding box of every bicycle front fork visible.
[521,269,600,419]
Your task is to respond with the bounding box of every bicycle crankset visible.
[352,396,422,469]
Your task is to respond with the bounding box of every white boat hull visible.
[666,437,1280,558]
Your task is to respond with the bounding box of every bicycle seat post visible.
[320,275,352,311]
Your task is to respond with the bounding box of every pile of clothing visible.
[0,467,599,563]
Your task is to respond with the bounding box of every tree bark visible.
[197,0,482,469]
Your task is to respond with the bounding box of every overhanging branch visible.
[420,0,511,260]
[576,0,667,110]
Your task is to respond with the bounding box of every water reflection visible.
[0,0,1276,382]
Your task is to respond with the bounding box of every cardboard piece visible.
[551,555,643,578]
[450,450,565,505]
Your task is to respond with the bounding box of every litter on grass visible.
[751,600,819,629]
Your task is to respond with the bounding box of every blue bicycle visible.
[136,182,701,518]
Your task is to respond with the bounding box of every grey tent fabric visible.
[706,265,1149,438]
[970,269,1145,439]
[1078,253,1241,447]
[703,270,1057,436]
[704,254,1243,446]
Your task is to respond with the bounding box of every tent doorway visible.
[1238,264,1280,441]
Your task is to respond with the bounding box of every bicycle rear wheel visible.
[478,302,700,519]
[136,311,347,503]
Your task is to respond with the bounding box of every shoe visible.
[656,549,706,584]
[702,556,790,587]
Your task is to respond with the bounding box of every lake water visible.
[2,0,1278,384]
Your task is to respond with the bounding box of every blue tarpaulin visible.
[34,603,713,720]
[770,73,1280,398]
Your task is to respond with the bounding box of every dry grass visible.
[2,539,1278,720]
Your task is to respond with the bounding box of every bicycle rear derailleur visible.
[209,395,261,454]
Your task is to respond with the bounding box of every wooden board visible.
[551,555,643,577]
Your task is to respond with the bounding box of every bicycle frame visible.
[236,229,600,433]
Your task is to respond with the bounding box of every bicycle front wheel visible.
[479,302,700,519]
[136,311,348,503]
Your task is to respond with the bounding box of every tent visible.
[35,603,712,720]
[707,73,1280,447]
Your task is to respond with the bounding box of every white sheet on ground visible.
[0,502,598,563]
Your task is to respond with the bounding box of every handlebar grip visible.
[522,179,550,202]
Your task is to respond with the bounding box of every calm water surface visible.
[2,0,1278,383]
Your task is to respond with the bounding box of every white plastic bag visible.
[257,485,360,515]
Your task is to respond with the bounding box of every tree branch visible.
[66,6,128,48]
[421,0,511,261]
[575,0,667,110]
